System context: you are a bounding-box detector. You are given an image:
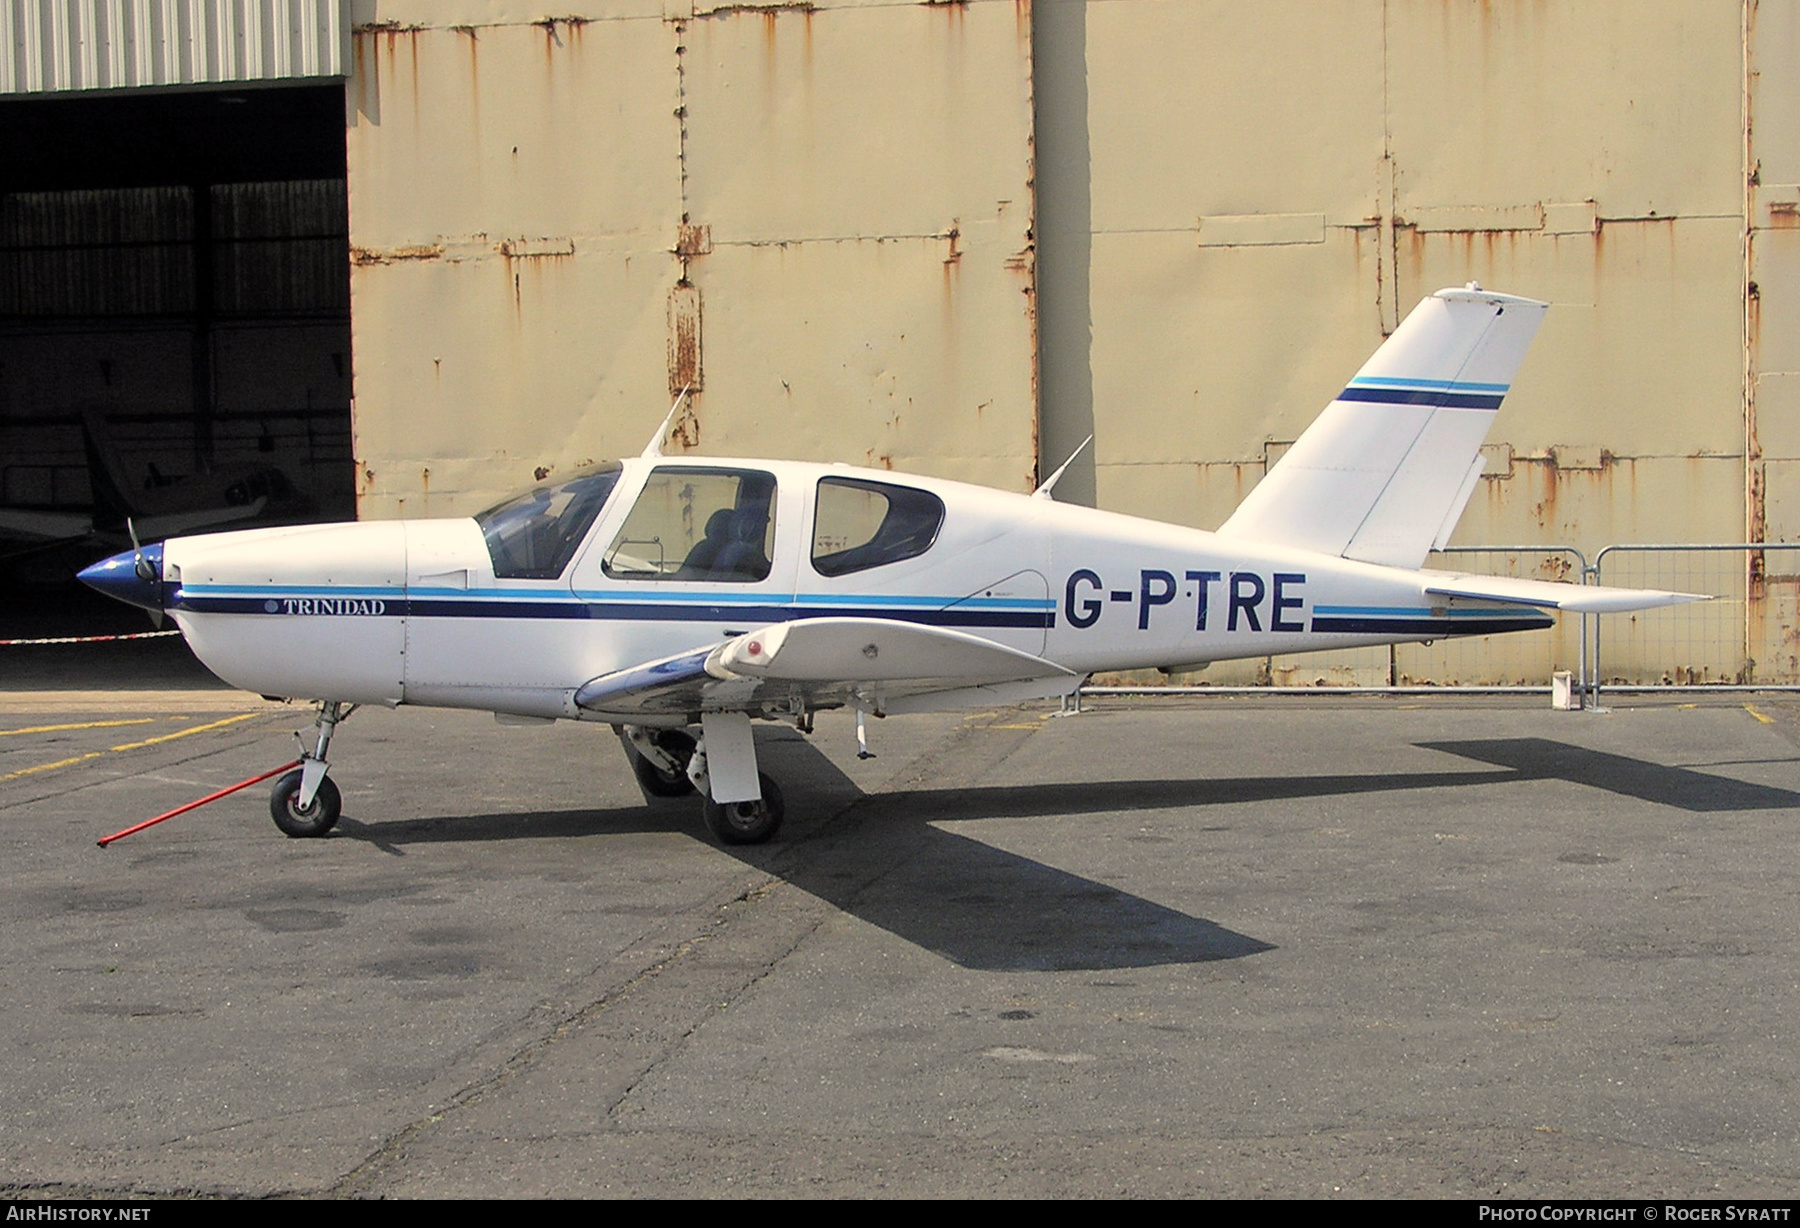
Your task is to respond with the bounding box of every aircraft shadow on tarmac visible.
[332,733,1283,972]
[335,796,1276,973]
[1419,738,1800,813]
[329,734,1797,972]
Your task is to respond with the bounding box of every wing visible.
[0,508,94,543]
[1420,572,1708,614]
[573,617,1080,719]
[132,496,268,541]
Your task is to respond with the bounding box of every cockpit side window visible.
[475,464,623,580]
[810,477,945,577]
[603,467,777,583]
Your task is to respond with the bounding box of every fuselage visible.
[92,456,1550,718]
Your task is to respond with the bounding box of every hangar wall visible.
[1035,0,1776,685]
[344,0,1039,521]
[341,1,1791,684]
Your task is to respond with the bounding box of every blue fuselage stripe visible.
[1313,605,1532,618]
[171,589,1055,629]
[1336,387,1506,411]
[1310,615,1552,636]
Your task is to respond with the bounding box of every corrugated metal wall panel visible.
[0,0,344,95]
[0,186,193,314]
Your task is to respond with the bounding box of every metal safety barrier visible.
[1590,542,1800,703]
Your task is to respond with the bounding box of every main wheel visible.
[270,770,342,838]
[701,772,784,845]
[628,729,697,798]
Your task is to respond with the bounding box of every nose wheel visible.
[270,771,342,837]
[271,700,354,838]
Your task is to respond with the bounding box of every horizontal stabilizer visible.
[1421,573,1709,614]
[1220,286,1548,569]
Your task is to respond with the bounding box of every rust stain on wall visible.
[355,22,426,113]
[675,223,712,259]
[351,243,446,266]
[695,2,816,18]
[669,280,704,398]
[536,16,588,65]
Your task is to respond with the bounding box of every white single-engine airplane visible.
[81,286,1702,844]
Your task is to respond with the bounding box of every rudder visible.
[1217,286,1548,569]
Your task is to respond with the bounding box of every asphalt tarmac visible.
[0,668,1796,1197]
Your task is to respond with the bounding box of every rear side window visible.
[475,464,623,580]
[811,477,944,577]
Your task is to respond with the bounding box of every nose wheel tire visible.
[701,772,784,845]
[630,729,697,798]
[270,770,342,838]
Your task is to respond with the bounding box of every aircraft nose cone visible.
[78,544,166,611]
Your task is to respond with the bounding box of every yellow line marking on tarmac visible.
[109,713,261,752]
[2,754,102,781]
[0,713,264,783]
[1744,704,1776,725]
[0,718,159,737]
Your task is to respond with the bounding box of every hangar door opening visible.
[0,84,351,626]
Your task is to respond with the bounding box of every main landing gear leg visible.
[270,700,355,838]
[689,712,783,845]
[620,725,698,798]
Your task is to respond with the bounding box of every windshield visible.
[474,464,623,580]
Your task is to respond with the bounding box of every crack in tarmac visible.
[323,715,1032,1198]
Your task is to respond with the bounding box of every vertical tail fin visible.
[1217,286,1547,569]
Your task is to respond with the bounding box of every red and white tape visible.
[0,630,182,647]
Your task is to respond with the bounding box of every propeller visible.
[127,518,164,628]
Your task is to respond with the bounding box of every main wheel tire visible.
[629,729,697,798]
[701,772,784,845]
[270,770,342,838]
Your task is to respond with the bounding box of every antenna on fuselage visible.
[1032,435,1094,501]
[642,386,692,459]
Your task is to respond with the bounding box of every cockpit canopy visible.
[474,464,622,580]
[471,462,949,584]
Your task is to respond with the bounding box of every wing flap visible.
[718,617,1076,683]
[1421,573,1709,614]
[573,618,1075,718]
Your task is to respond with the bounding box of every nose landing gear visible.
[270,770,342,837]
[270,700,355,838]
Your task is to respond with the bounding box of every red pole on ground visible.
[97,760,303,847]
